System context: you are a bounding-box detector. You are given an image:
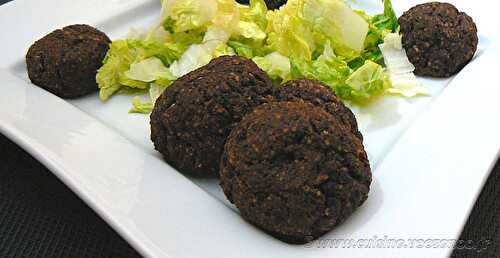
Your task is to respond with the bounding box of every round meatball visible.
[220,101,372,244]
[175,55,271,84]
[150,56,274,177]
[399,2,478,77]
[274,79,363,141]
[26,24,110,98]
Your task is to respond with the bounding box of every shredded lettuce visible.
[252,52,291,83]
[289,42,388,102]
[378,33,414,73]
[290,42,351,87]
[344,60,389,101]
[163,0,218,32]
[96,39,182,101]
[124,57,172,82]
[237,21,266,40]
[265,0,368,61]
[379,33,428,97]
[129,97,154,114]
[236,0,268,41]
[239,0,268,30]
[169,26,231,77]
[166,0,240,77]
[213,43,236,57]
[349,0,399,68]
[386,73,427,97]
[97,0,426,114]
[149,83,170,103]
[228,40,261,58]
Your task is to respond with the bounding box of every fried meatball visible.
[26,24,110,98]
[236,0,287,10]
[220,101,372,244]
[274,79,363,141]
[150,56,274,177]
[399,2,478,77]
[175,55,272,83]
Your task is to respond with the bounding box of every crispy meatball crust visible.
[399,2,478,77]
[274,79,363,141]
[220,101,372,244]
[150,56,274,177]
[26,24,110,98]
[176,55,273,84]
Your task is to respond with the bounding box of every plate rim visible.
[1,0,499,257]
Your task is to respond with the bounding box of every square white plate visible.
[0,0,499,257]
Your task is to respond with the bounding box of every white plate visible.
[1,0,499,257]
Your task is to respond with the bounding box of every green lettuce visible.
[236,0,268,41]
[379,33,428,97]
[98,0,411,114]
[227,40,264,58]
[253,52,291,84]
[96,39,182,101]
[265,0,368,61]
[350,0,399,68]
[290,42,351,87]
[166,29,205,48]
[289,43,389,102]
[239,0,268,30]
[343,60,390,101]
[166,0,240,77]
[129,97,154,114]
[213,43,236,57]
[169,26,232,77]
[163,0,218,32]
[128,80,175,114]
[124,57,173,82]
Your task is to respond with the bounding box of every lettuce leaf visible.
[124,57,172,82]
[96,39,182,101]
[100,0,411,113]
[169,26,232,77]
[212,0,240,34]
[379,33,428,97]
[386,73,428,97]
[290,43,389,102]
[149,83,170,103]
[265,0,368,61]
[164,0,218,32]
[239,0,268,30]
[167,0,239,77]
[378,33,414,74]
[129,97,154,114]
[290,42,351,88]
[213,43,236,57]
[252,52,290,83]
[237,21,266,41]
[166,29,205,48]
[236,0,268,41]
[350,0,399,67]
[227,40,262,58]
[343,60,389,102]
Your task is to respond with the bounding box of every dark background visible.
[0,0,498,257]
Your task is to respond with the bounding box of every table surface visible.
[0,0,498,257]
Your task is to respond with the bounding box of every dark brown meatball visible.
[274,79,363,141]
[150,56,274,177]
[175,55,273,84]
[399,2,478,77]
[26,24,111,98]
[220,101,372,244]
